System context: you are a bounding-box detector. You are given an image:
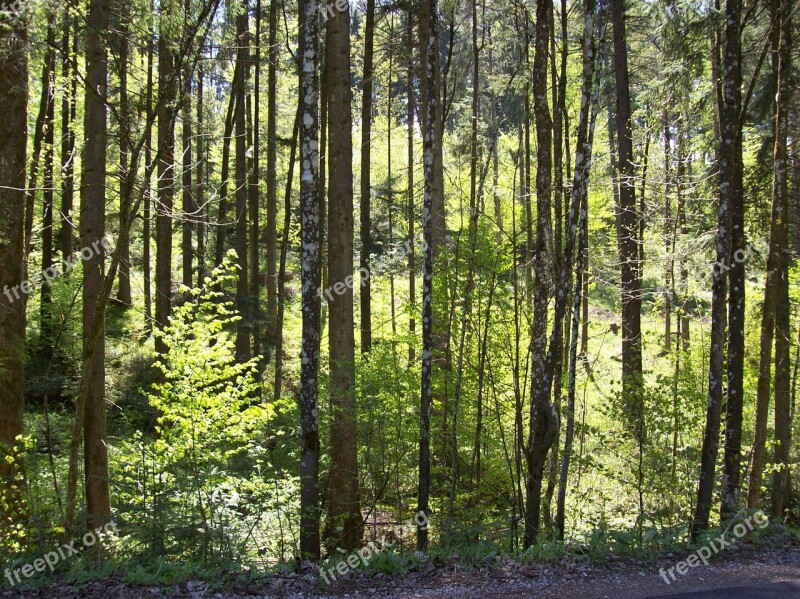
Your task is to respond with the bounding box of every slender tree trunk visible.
[249,0,262,359]
[407,8,416,364]
[156,0,176,362]
[265,0,279,352]
[82,0,111,530]
[693,0,740,539]
[524,0,555,548]
[116,13,133,306]
[196,64,206,285]
[234,0,251,361]
[418,0,438,553]
[181,24,194,289]
[611,0,643,437]
[143,9,155,327]
[60,7,76,260]
[770,0,792,517]
[0,5,29,531]
[359,0,375,353]
[556,0,605,539]
[214,85,237,267]
[298,0,321,560]
[40,13,57,355]
[662,111,672,352]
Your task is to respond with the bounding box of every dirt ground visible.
[3,534,800,598]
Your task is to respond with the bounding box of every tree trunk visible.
[324,0,362,551]
[298,0,321,560]
[417,0,438,553]
[82,0,112,530]
[60,8,76,260]
[181,29,194,289]
[40,13,57,355]
[265,0,279,353]
[359,0,375,353]
[249,0,261,359]
[693,0,740,539]
[234,0,251,361]
[0,6,28,531]
[556,0,605,539]
[407,8,416,364]
[770,0,791,517]
[116,12,133,306]
[156,0,176,361]
[610,0,643,437]
[524,0,555,548]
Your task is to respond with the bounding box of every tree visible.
[610,0,643,437]
[693,0,740,539]
[324,0,362,551]
[298,0,321,561]
[82,0,112,529]
[0,3,29,533]
[417,0,438,553]
[156,0,176,362]
[359,0,375,353]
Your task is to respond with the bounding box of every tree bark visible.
[693,0,740,539]
[298,0,321,560]
[359,0,375,353]
[0,5,28,531]
[610,0,643,437]
[82,0,112,530]
[324,0,362,551]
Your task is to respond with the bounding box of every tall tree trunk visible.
[298,0,321,560]
[82,0,111,530]
[116,12,133,306]
[40,13,57,355]
[407,8,416,364]
[234,0,251,361]
[196,64,206,285]
[359,0,375,353]
[556,0,605,539]
[524,0,555,548]
[417,0,438,553]
[324,0,362,551]
[610,0,643,437]
[156,0,176,362]
[143,7,155,328]
[693,0,740,539]
[265,0,279,353]
[249,0,261,359]
[0,5,29,532]
[60,8,76,260]
[181,25,194,289]
[214,84,237,267]
[770,0,792,517]
[662,111,672,352]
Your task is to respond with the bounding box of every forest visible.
[0,0,799,594]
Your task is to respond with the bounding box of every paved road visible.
[651,580,800,598]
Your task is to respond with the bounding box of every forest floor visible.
[4,533,800,598]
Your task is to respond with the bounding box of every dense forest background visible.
[0,0,799,585]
